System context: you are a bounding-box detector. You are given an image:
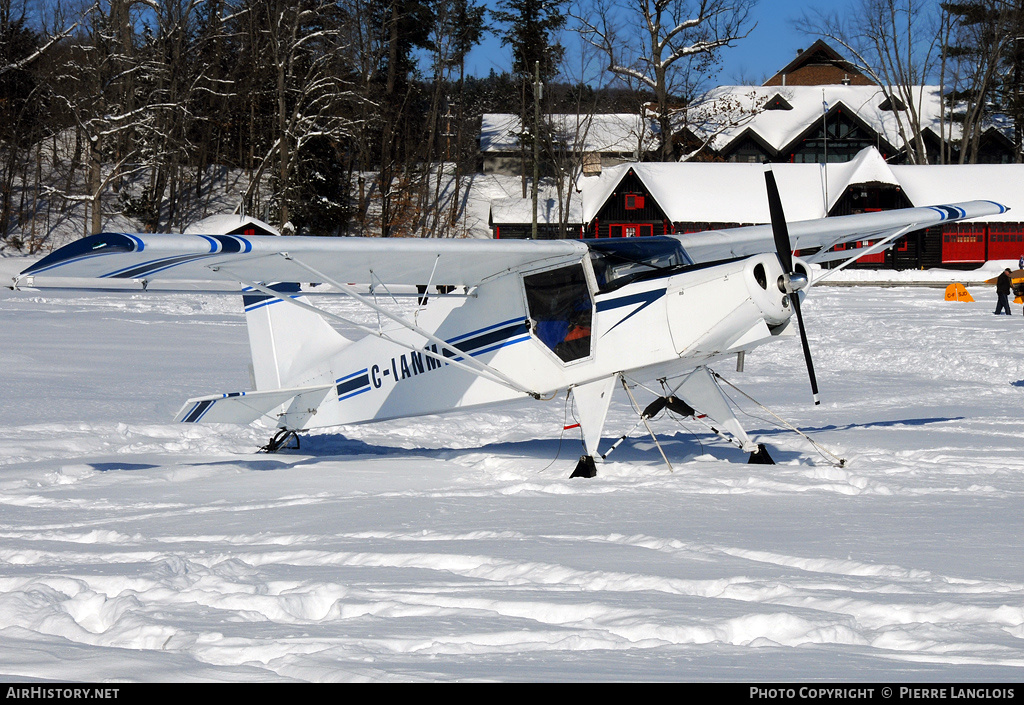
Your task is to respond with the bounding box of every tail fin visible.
[243,284,352,390]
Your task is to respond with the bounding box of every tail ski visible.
[242,283,353,390]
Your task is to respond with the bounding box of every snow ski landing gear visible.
[567,376,619,479]
[747,443,775,465]
[260,429,300,453]
[570,454,597,478]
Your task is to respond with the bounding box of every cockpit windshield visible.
[586,237,693,292]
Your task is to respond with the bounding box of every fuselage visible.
[278,238,800,430]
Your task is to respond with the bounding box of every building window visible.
[624,194,645,210]
[792,112,875,163]
[727,137,769,163]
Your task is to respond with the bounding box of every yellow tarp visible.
[945,283,974,302]
[983,268,1024,284]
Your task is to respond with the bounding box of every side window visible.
[523,265,593,363]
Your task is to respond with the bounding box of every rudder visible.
[243,283,352,390]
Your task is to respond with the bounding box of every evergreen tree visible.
[290,135,351,235]
[493,0,566,83]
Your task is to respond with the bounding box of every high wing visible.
[14,233,589,290]
[12,199,1007,290]
[679,200,1008,264]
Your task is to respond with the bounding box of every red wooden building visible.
[488,148,1024,269]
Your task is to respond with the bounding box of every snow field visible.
[0,278,1023,681]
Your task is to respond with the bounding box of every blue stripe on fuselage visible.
[596,287,666,335]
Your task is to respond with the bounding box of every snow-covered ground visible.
[2,257,1023,682]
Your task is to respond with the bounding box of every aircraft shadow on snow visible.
[241,425,791,467]
[88,462,163,472]
[84,415,965,474]
[758,415,965,435]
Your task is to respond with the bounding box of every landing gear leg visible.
[260,429,300,453]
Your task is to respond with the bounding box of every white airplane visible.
[12,170,1007,476]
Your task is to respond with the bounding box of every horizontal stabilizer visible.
[175,384,334,427]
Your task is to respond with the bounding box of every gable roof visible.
[696,85,950,158]
[184,214,280,236]
[577,161,832,224]
[890,163,1024,213]
[574,147,1022,225]
[764,39,873,86]
[488,186,584,226]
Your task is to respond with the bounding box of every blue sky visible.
[464,0,845,86]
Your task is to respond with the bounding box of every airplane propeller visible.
[764,164,820,406]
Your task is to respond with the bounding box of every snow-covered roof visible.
[184,214,280,236]
[696,84,953,155]
[578,160,831,224]
[480,113,656,156]
[483,86,961,164]
[489,188,584,225]
[574,148,1022,225]
[891,164,1024,221]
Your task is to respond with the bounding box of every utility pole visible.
[822,89,829,212]
[532,61,542,240]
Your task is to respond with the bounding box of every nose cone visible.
[785,271,809,293]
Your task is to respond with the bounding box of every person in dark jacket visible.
[995,268,1013,315]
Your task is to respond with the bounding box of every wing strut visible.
[808,224,915,287]
[210,261,539,398]
[620,376,674,473]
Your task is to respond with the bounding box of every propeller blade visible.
[763,163,820,406]
[763,164,793,273]
[789,291,820,406]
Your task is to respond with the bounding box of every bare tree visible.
[795,0,943,164]
[232,0,362,231]
[941,0,1024,163]
[0,0,92,79]
[0,0,97,247]
[420,0,486,237]
[44,0,150,235]
[575,0,755,161]
[545,25,608,235]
